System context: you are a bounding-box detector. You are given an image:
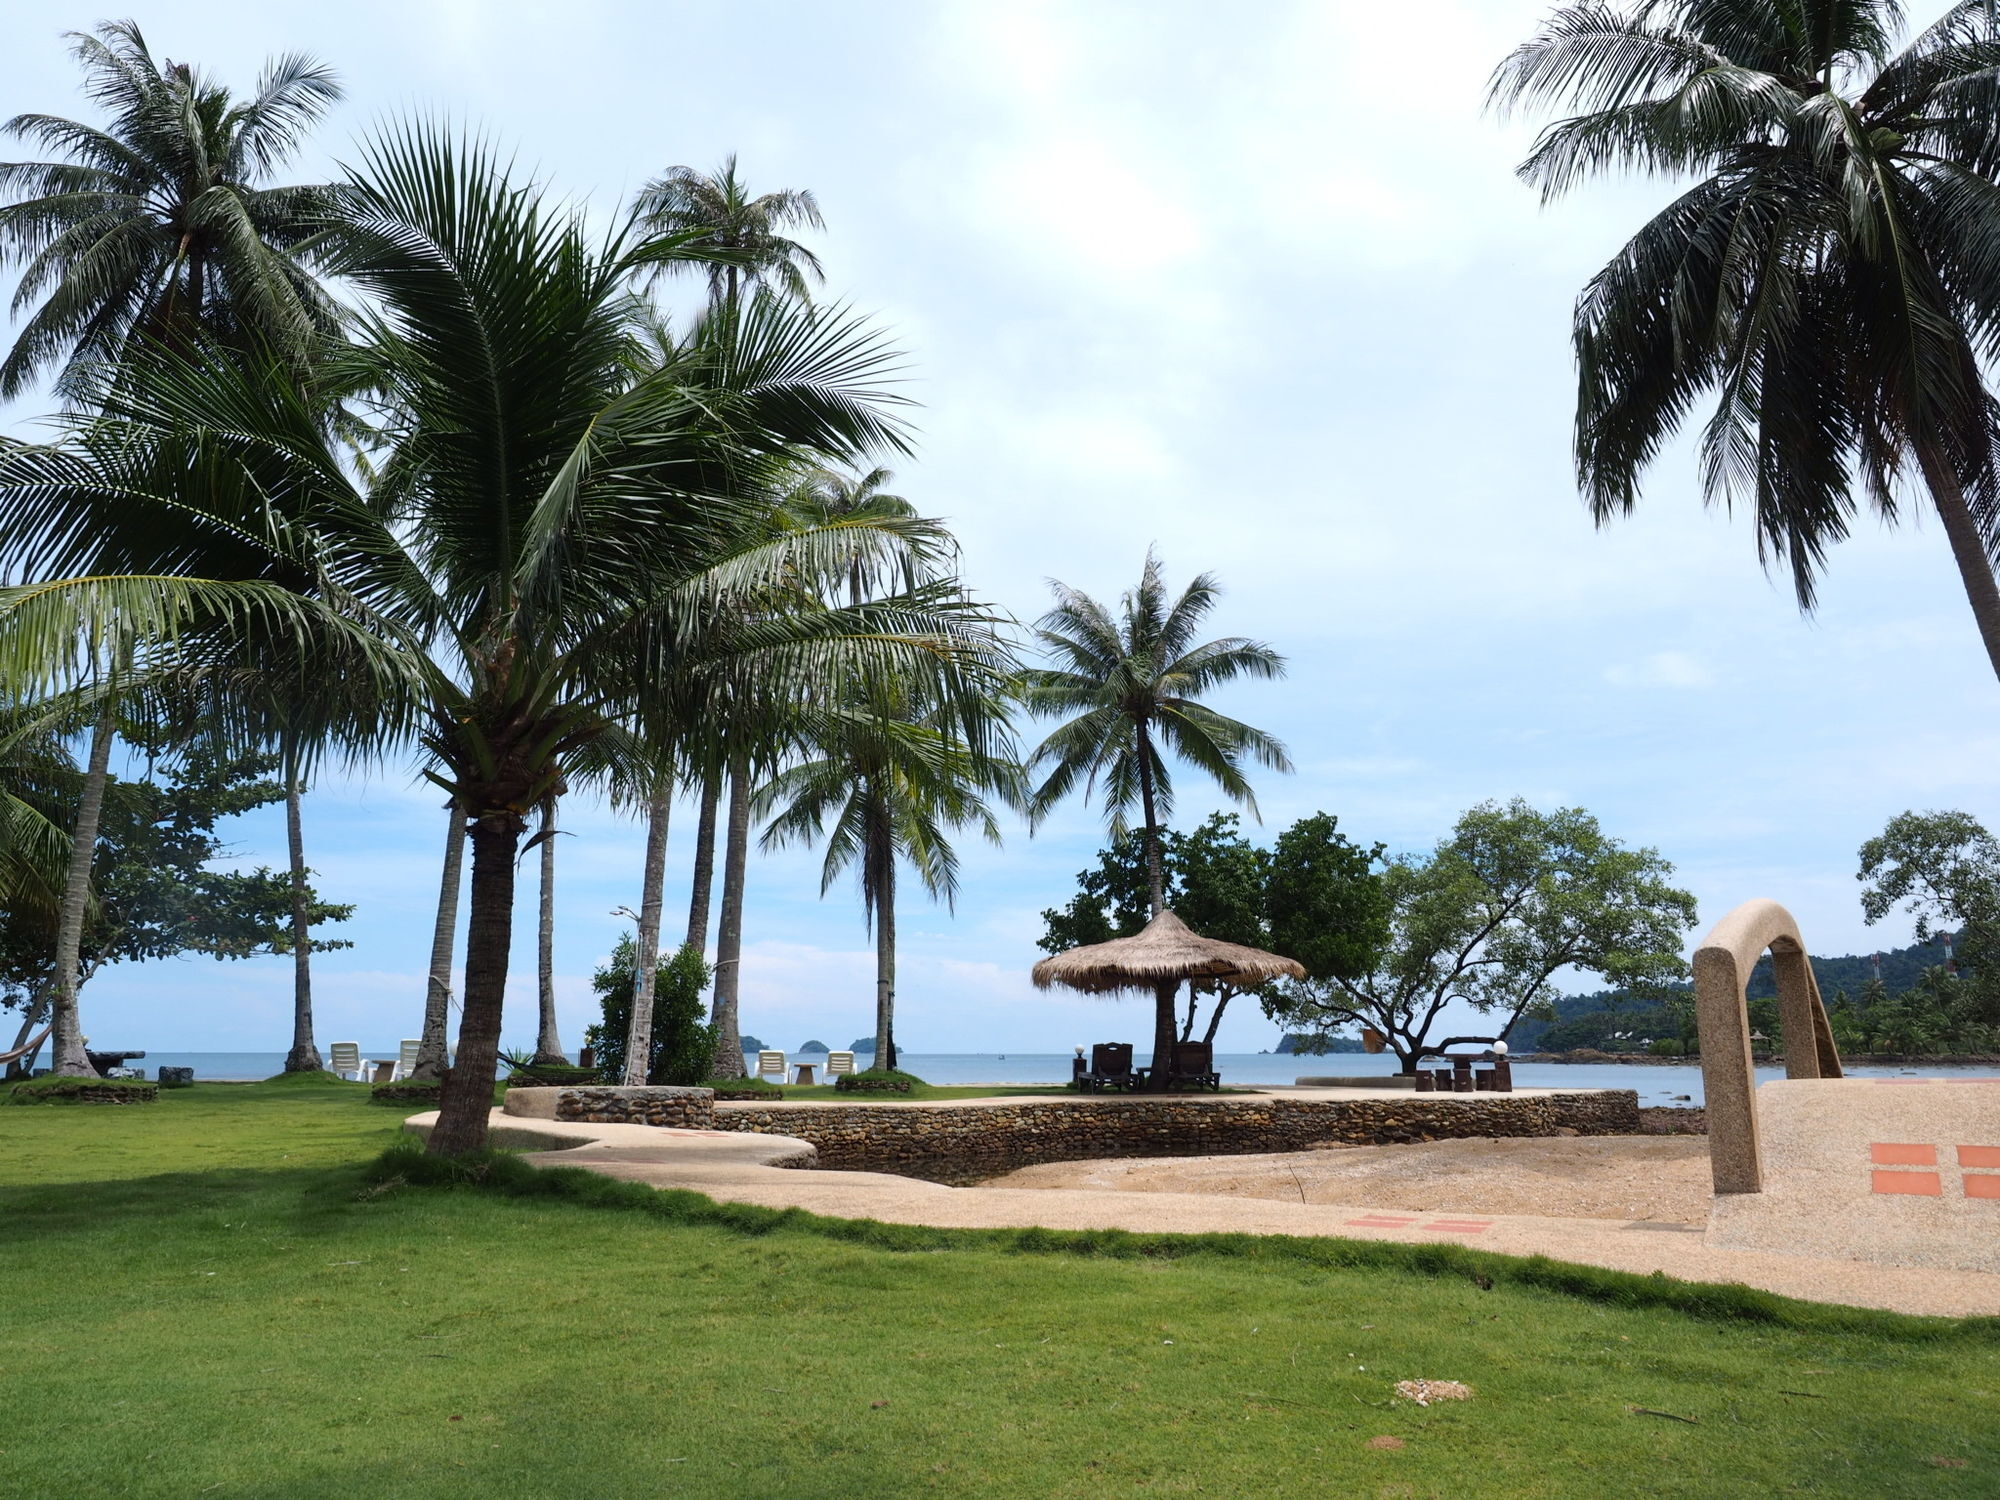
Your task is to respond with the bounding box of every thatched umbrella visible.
[1032,909,1305,1086]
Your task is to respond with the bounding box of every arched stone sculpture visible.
[1693,898,1843,1194]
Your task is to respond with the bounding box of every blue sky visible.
[4,1,1996,1056]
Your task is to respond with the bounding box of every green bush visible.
[1648,1037,1685,1057]
[500,1059,599,1088]
[9,1075,158,1104]
[371,1079,443,1106]
[583,938,716,1085]
[833,1067,925,1094]
[710,1076,784,1100]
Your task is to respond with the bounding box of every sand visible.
[982,1135,1714,1225]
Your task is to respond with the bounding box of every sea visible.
[100,1049,2000,1106]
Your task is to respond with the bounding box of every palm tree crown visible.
[1026,550,1291,916]
[633,153,824,305]
[0,20,344,397]
[1492,0,2000,677]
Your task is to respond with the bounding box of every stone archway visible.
[1693,898,1843,1194]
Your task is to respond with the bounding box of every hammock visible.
[0,1024,51,1067]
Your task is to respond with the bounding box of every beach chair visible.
[328,1042,364,1082]
[1163,1040,1220,1091]
[755,1050,787,1083]
[1078,1042,1136,1092]
[825,1050,857,1079]
[394,1039,421,1080]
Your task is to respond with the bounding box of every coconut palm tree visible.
[0,20,343,398]
[0,125,1003,1153]
[757,674,1019,1072]
[1492,0,2000,680]
[532,793,565,1064]
[1026,552,1290,1081]
[633,154,824,308]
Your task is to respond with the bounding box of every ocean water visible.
[94,1049,2000,1105]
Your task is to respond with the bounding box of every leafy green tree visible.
[584,938,715,1086]
[1859,809,2000,1019]
[0,127,1005,1152]
[1267,800,1697,1072]
[0,20,343,397]
[1493,1,2000,680]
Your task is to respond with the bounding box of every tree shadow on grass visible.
[0,1161,379,1244]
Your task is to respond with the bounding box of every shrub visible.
[833,1067,925,1094]
[583,938,716,1085]
[500,1057,599,1088]
[371,1079,443,1106]
[710,1076,784,1101]
[1647,1038,1685,1057]
[9,1075,157,1104]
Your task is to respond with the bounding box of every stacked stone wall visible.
[712,1091,1640,1181]
[504,1085,716,1129]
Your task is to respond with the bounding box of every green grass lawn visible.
[3,1079,1997,1498]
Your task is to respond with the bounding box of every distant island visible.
[849,1037,876,1052]
[1275,1032,1366,1055]
[797,1040,829,1054]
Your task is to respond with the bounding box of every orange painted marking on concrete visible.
[1420,1221,1493,1233]
[1964,1175,2000,1200]
[1957,1145,2000,1169]
[1872,1170,1943,1196]
[1871,1143,1939,1166]
[1345,1216,1417,1228]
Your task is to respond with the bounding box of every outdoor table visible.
[792,1062,819,1086]
[85,1049,144,1074]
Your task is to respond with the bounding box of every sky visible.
[3,1,1997,1058]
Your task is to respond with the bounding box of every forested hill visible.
[1511,937,1953,1050]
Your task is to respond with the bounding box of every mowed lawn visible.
[2,1080,1997,1498]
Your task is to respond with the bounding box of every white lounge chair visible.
[394,1039,421,1080]
[755,1050,787,1084]
[328,1042,364,1081]
[825,1050,857,1079]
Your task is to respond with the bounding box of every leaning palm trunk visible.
[411,805,463,1082]
[621,779,673,1086]
[428,811,525,1156]
[708,755,751,1076]
[684,767,721,951]
[47,711,113,1077]
[281,758,322,1072]
[5,991,49,1079]
[534,798,564,1064]
[1918,454,2000,682]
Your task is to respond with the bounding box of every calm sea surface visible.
[116,1049,2000,1104]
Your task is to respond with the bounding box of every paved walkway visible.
[410,1111,2000,1318]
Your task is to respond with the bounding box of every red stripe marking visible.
[1872,1170,1943,1196]
[1871,1143,1937,1166]
[1964,1175,2000,1200]
[1958,1145,2000,1169]
[1345,1217,1417,1227]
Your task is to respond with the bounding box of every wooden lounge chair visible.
[1078,1042,1137,1092]
[1162,1040,1220,1091]
[394,1039,421,1080]
[825,1050,857,1079]
[328,1042,364,1081]
[755,1050,787,1084]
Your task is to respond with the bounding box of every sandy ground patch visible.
[982,1135,1714,1225]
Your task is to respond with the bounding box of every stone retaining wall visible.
[503,1085,715,1129]
[712,1091,1640,1182]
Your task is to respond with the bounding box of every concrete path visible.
[405,1110,2000,1318]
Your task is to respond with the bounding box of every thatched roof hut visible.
[1031,909,1306,995]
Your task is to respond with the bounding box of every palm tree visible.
[758,675,1018,1072]
[0,20,343,397]
[633,154,824,307]
[410,800,463,1081]
[0,125,1004,1153]
[533,793,565,1064]
[1026,552,1290,1081]
[1492,1,2000,680]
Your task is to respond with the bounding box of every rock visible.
[158,1067,194,1088]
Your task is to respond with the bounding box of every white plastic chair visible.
[394,1039,421,1080]
[755,1050,787,1083]
[825,1050,857,1078]
[328,1042,364,1081]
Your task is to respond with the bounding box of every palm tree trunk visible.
[428,809,524,1156]
[708,754,751,1077]
[1920,453,2000,682]
[874,833,897,1073]
[411,804,464,1082]
[622,778,673,1086]
[1201,989,1233,1048]
[684,767,721,951]
[5,991,49,1079]
[48,711,113,1078]
[281,754,322,1073]
[534,799,564,1063]
[1134,724,1166,918]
